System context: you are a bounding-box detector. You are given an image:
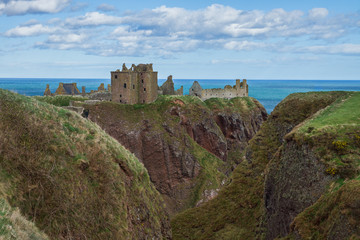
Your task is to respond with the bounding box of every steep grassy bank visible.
[171,91,351,239]
[0,89,170,239]
[275,92,360,239]
[83,95,267,214]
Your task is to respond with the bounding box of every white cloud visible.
[224,41,268,51]
[3,4,360,58]
[47,33,88,43]
[308,8,329,19]
[0,0,70,16]
[4,23,56,36]
[65,12,122,26]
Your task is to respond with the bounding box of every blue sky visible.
[0,0,359,79]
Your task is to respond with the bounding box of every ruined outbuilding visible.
[158,75,183,96]
[189,79,248,100]
[189,81,203,97]
[43,82,110,100]
[55,83,81,95]
[111,63,158,104]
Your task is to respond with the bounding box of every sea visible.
[1,78,360,113]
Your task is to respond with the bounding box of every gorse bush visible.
[332,140,347,152]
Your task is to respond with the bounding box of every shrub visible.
[326,167,337,175]
[332,140,347,153]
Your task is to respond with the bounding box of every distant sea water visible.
[1,78,360,113]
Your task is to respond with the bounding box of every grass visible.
[34,95,88,107]
[289,179,360,239]
[0,89,170,239]
[171,91,351,239]
[291,92,360,179]
[0,198,49,240]
[204,97,258,113]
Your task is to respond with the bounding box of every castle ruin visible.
[43,64,247,104]
[189,79,248,100]
[111,63,158,104]
[43,82,110,97]
[158,75,183,96]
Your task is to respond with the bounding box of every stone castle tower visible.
[111,63,158,104]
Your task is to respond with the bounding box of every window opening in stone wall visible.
[144,88,146,91]
[124,83,127,88]
[133,85,135,89]
[142,80,144,83]
[143,100,145,103]
[120,94,122,98]
[115,75,118,79]
[120,100,122,103]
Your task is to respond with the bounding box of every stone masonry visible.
[189,79,248,100]
[111,63,158,104]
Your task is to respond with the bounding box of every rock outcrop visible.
[84,96,267,214]
[171,91,357,240]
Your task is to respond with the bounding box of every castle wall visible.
[190,79,248,101]
[201,87,247,100]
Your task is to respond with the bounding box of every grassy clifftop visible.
[279,92,360,239]
[0,89,170,239]
[171,91,357,239]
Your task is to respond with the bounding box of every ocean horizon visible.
[1,78,360,113]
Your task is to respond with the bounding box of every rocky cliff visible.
[172,91,359,239]
[0,89,171,239]
[83,95,267,214]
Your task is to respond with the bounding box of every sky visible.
[0,0,359,79]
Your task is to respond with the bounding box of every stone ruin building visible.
[43,83,81,96]
[111,63,158,104]
[189,79,248,100]
[111,63,183,104]
[43,64,247,105]
[158,75,183,96]
[43,82,110,100]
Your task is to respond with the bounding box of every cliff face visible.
[171,91,358,240]
[84,96,267,214]
[0,89,171,239]
[263,142,333,239]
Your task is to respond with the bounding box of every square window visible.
[114,75,118,79]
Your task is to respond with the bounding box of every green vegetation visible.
[288,180,360,239]
[0,89,169,239]
[204,96,258,113]
[171,91,351,239]
[34,95,88,106]
[0,198,49,240]
[294,92,360,178]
